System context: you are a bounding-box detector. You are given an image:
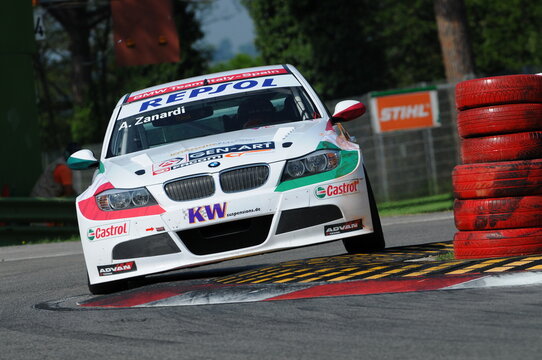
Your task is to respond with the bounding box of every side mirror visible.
[67,149,99,170]
[331,100,366,124]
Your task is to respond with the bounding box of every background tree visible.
[434,0,476,82]
[209,53,263,73]
[244,0,444,99]
[244,0,542,99]
[466,0,542,75]
[36,0,210,150]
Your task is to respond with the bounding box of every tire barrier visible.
[457,103,542,138]
[453,74,542,259]
[454,227,542,259]
[460,131,542,164]
[454,196,542,231]
[452,160,542,199]
[455,74,542,110]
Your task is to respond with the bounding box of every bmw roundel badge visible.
[208,161,220,168]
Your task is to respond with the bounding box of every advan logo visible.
[97,261,137,276]
[324,219,363,236]
[87,222,129,241]
[315,179,360,199]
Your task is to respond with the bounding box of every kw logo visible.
[188,202,228,224]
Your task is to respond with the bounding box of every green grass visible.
[435,251,456,261]
[377,193,454,217]
[3,235,80,247]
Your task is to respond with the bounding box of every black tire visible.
[342,167,385,253]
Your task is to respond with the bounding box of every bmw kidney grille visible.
[164,165,270,201]
[164,175,215,201]
[220,165,270,193]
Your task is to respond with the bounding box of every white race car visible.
[68,64,385,294]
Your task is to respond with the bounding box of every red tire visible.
[456,75,542,110]
[457,103,542,138]
[454,227,542,259]
[460,131,542,164]
[452,160,542,199]
[454,195,542,231]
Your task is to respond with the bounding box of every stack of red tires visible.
[452,74,542,259]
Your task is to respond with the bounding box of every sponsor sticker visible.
[187,202,228,224]
[126,68,289,103]
[118,75,301,119]
[315,179,360,199]
[97,261,137,276]
[370,89,440,133]
[152,141,274,175]
[324,219,363,236]
[87,221,129,241]
[144,226,165,232]
[227,207,260,218]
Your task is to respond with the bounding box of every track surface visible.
[2,212,542,359]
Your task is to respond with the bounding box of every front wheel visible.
[342,167,385,253]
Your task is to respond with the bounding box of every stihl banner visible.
[370,88,440,133]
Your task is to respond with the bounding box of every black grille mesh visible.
[220,165,269,193]
[164,175,215,201]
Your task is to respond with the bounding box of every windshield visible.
[107,86,319,157]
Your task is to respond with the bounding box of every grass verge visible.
[377,193,454,217]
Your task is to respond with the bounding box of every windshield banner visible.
[119,74,301,119]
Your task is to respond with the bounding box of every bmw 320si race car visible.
[68,64,385,294]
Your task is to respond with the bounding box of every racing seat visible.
[280,95,301,122]
[237,97,276,128]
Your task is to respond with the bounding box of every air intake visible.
[220,165,269,193]
[164,175,215,201]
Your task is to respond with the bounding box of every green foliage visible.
[209,53,264,73]
[374,0,444,87]
[70,105,94,145]
[36,0,211,150]
[466,0,542,74]
[244,0,382,99]
[244,0,542,99]
[243,0,444,99]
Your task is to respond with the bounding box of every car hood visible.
[103,119,332,188]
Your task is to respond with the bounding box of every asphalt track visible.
[2,211,542,359]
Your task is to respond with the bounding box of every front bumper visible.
[79,160,375,285]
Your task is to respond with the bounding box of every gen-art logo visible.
[315,179,360,199]
[87,221,129,241]
[97,261,137,276]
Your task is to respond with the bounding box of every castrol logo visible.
[87,221,129,241]
[315,179,360,199]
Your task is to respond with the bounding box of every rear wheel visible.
[342,167,385,253]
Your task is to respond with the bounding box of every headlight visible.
[96,188,157,211]
[281,150,340,182]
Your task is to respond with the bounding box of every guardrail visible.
[0,197,79,246]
